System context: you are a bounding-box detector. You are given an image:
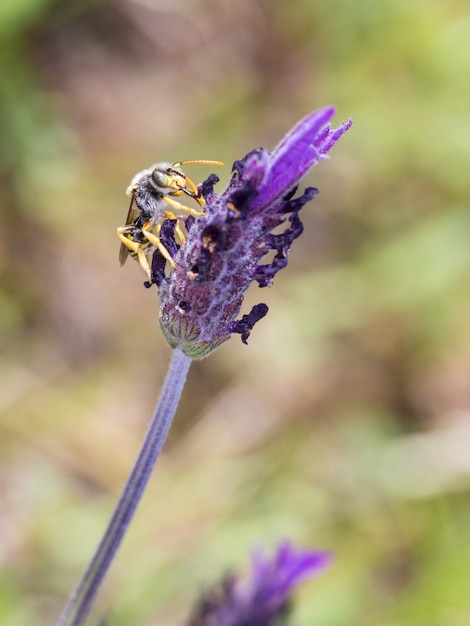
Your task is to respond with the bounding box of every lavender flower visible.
[186,542,331,626]
[55,111,350,626]
[156,107,352,358]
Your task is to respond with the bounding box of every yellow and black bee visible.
[117,160,223,280]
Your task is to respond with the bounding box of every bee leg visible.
[117,225,139,254]
[117,226,152,280]
[174,220,186,244]
[141,223,177,268]
[163,211,186,244]
[163,195,204,217]
[135,248,153,280]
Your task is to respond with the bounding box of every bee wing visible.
[119,238,130,266]
[119,193,141,266]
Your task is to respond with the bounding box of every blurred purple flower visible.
[157,107,352,358]
[186,542,331,626]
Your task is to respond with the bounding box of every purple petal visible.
[252,106,352,210]
[269,106,336,165]
[315,118,353,154]
[249,541,332,605]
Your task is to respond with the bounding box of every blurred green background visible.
[1,0,470,624]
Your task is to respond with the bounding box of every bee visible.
[117,160,224,280]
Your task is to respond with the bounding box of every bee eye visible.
[152,170,169,188]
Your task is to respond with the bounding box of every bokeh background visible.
[1,0,470,624]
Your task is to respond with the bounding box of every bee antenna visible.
[173,160,225,168]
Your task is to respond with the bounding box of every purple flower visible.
[185,542,331,626]
[157,107,352,358]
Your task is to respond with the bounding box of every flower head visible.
[156,107,352,358]
[186,542,331,626]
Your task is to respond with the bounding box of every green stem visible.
[55,349,192,626]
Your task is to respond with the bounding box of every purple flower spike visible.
[158,108,352,358]
[185,542,331,626]
[248,541,332,608]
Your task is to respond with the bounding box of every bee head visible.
[150,163,186,195]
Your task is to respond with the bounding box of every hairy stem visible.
[55,349,192,626]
